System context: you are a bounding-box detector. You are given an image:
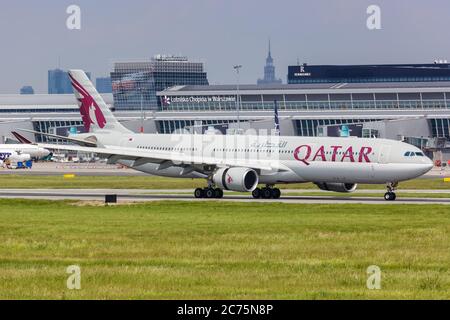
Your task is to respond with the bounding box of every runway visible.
[0,189,449,205]
[1,163,448,179]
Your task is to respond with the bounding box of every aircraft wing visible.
[37,143,289,172]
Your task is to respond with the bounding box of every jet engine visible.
[314,182,358,193]
[213,167,259,192]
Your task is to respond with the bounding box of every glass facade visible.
[33,120,84,143]
[111,56,208,111]
[295,119,381,137]
[157,119,237,134]
[430,119,450,138]
[158,84,450,139]
[111,63,156,111]
[96,77,112,93]
[159,93,450,112]
[288,63,450,84]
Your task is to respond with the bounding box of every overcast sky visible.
[0,0,449,93]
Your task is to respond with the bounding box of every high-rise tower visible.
[257,40,282,85]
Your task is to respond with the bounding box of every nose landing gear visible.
[384,182,398,201]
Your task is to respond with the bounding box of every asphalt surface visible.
[0,163,145,176]
[0,189,449,205]
[0,163,448,179]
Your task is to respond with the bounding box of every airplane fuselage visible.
[0,144,49,161]
[82,132,433,185]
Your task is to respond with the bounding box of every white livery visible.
[0,144,49,167]
[33,70,433,201]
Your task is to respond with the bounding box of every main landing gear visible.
[194,187,224,199]
[252,186,281,199]
[384,182,398,201]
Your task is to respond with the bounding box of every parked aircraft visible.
[0,141,50,163]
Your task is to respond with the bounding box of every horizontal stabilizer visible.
[18,129,97,147]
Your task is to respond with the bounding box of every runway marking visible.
[0,190,449,205]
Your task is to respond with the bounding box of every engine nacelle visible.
[213,167,259,192]
[314,182,358,193]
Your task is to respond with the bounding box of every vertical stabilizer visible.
[68,70,130,133]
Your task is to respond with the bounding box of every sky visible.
[0,0,449,93]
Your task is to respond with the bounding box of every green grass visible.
[0,175,449,190]
[0,199,449,299]
[284,192,450,199]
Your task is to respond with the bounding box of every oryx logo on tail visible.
[69,74,106,132]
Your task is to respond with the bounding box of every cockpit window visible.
[405,151,425,157]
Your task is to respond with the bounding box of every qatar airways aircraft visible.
[31,70,433,201]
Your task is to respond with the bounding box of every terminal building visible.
[288,62,450,84]
[1,60,450,161]
[156,82,450,148]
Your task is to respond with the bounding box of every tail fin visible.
[11,131,32,144]
[274,100,280,136]
[68,70,130,133]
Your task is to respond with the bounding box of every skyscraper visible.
[48,69,91,94]
[96,77,112,93]
[111,55,209,110]
[20,86,34,95]
[257,40,282,85]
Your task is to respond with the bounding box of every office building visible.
[20,86,34,95]
[111,55,209,111]
[96,77,112,93]
[288,62,450,84]
[257,40,282,85]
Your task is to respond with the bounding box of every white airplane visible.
[31,70,433,201]
[0,135,50,166]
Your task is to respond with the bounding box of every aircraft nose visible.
[41,148,50,157]
[425,157,434,170]
[415,157,434,176]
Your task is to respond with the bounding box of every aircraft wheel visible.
[252,188,262,199]
[194,188,204,198]
[205,188,215,198]
[214,188,224,198]
[261,188,273,199]
[272,188,281,199]
[384,192,396,201]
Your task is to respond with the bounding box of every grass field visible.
[0,174,449,190]
[0,199,449,299]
